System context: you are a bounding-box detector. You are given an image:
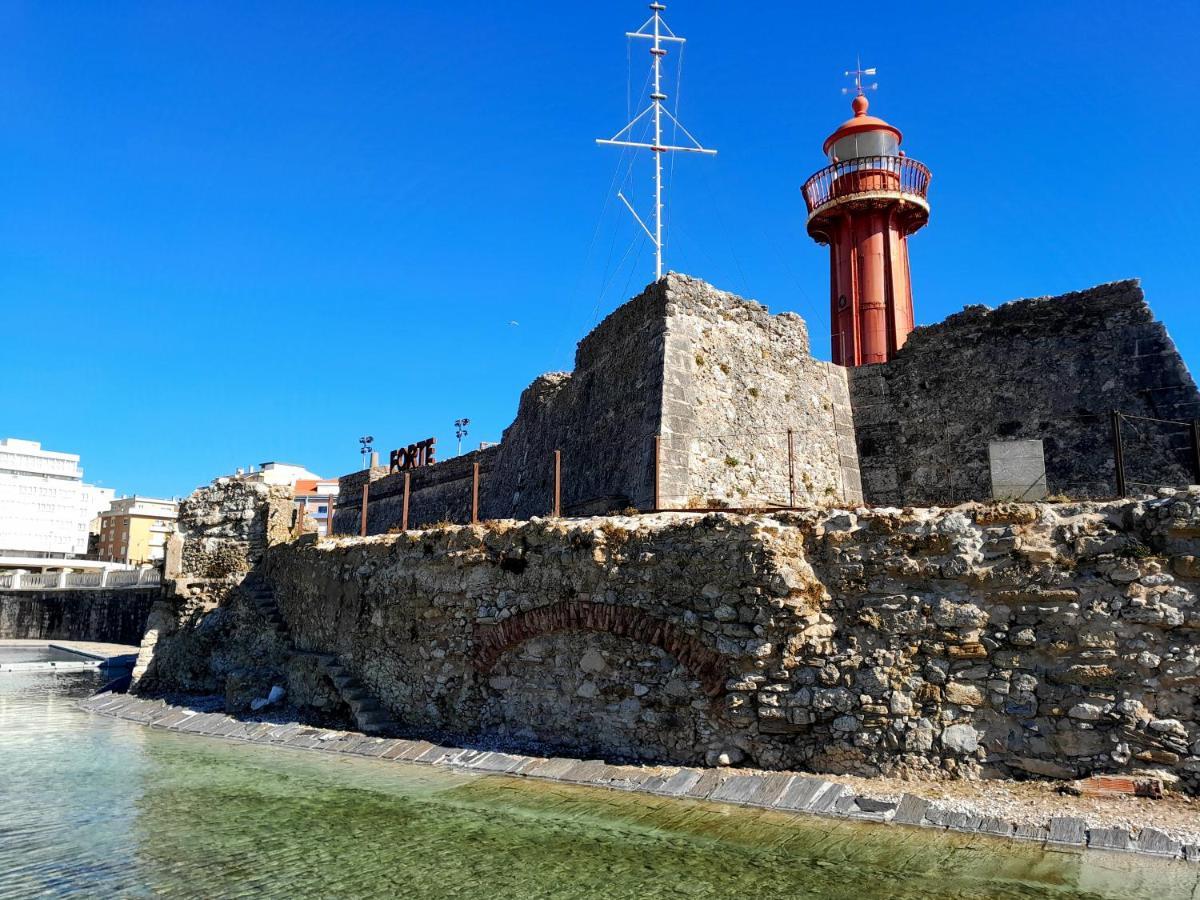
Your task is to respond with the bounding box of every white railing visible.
[0,568,161,591]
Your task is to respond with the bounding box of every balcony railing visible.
[802,155,931,216]
[0,568,160,591]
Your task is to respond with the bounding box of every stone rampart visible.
[0,588,156,644]
[226,490,1200,789]
[850,280,1200,505]
[335,274,863,533]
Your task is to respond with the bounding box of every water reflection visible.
[2,673,1197,899]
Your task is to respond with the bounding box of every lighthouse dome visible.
[823,95,903,161]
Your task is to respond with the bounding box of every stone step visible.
[348,696,379,714]
[360,720,399,736]
[356,709,394,728]
[341,686,368,702]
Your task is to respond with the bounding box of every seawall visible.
[0,588,157,645]
[142,486,1200,792]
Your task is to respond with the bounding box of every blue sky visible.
[3,1,1197,498]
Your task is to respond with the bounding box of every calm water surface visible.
[1,667,1197,899]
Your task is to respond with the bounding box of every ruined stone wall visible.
[335,275,862,533]
[177,479,294,579]
[132,478,294,687]
[0,588,156,644]
[253,492,1200,790]
[850,280,1200,506]
[657,276,862,508]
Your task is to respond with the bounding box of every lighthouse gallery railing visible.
[802,155,931,215]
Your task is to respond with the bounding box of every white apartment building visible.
[0,438,114,562]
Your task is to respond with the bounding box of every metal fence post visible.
[1111,410,1128,498]
[360,481,369,537]
[653,435,661,512]
[787,428,797,508]
[553,450,562,517]
[326,494,336,538]
[402,472,411,531]
[1192,420,1200,486]
[471,463,480,524]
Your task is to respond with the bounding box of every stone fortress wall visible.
[850,280,1200,506]
[336,276,1197,533]
[131,274,1200,791]
[334,274,863,535]
[147,483,1200,792]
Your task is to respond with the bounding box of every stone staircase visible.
[242,575,400,736]
[319,659,400,735]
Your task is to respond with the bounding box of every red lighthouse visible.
[802,73,931,366]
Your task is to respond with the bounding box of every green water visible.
[1,671,1197,899]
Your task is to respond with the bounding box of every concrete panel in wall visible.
[989,440,1048,500]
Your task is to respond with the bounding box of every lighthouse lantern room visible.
[802,69,931,366]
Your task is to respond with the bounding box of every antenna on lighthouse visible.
[596,3,717,282]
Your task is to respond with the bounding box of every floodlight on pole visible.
[359,435,374,470]
[455,418,470,456]
[596,3,716,282]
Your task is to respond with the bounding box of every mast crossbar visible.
[597,139,716,155]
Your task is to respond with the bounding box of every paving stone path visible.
[80,692,1200,866]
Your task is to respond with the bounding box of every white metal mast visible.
[596,2,716,282]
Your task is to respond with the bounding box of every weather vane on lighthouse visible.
[842,58,878,98]
[596,3,717,282]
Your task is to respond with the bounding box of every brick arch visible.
[472,600,729,697]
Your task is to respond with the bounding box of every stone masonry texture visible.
[149,484,1200,792]
[133,478,294,688]
[334,274,863,535]
[849,280,1200,506]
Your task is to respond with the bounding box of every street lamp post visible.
[359,435,374,470]
[455,419,470,456]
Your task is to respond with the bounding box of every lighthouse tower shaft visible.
[826,206,917,365]
[802,92,931,366]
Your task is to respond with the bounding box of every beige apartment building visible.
[97,496,178,566]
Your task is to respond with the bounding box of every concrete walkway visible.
[79,691,1200,867]
[0,640,139,672]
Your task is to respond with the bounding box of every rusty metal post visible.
[652,435,661,512]
[1192,420,1200,486]
[553,449,562,517]
[787,428,796,508]
[471,463,480,524]
[1111,410,1128,498]
[401,471,411,531]
[360,481,369,537]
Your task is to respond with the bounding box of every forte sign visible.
[389,438,437,472]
